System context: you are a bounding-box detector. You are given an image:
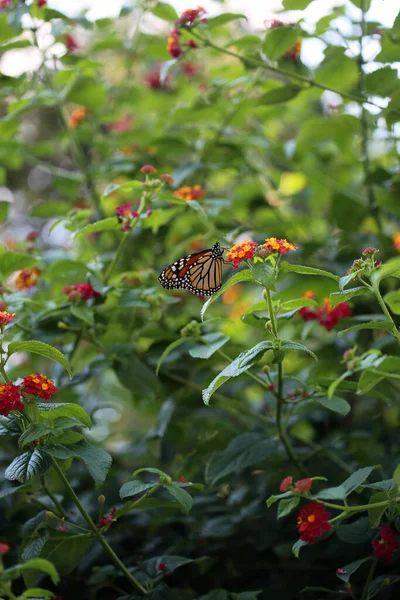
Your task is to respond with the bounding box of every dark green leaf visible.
[336,557,371,583]
[338,321,394,336]
[281,263,339,281]
[8,341,72,378]
[164,483,193,514]
[249,261,276,289]
[260,85,301,105]
[315,396,351,416]
[264,27,299,60]
[277,497,300,519]
[281,340,317,361]
[38,403,92,428]
[189,333,230,359]
[201,270,254,320]
[39,533,92,575]
[119,481,157,499]
[43,441,112,487]
[5,450,51,483]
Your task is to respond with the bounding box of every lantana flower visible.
[68,107,88,129]
[393,233,400,252]
[99,507,116,528]
[115,202,140,232]
[296,478,313,492]
[299,291,351,331]
[62,283,101,302]
[167,29,183,58]
[21,374,58,401]
[167,7,206,58]
[15,267,41,290]
[0,383,24,416]
[372,526,399,562]
[0,311,15,327]
[176,6,207,27]
[264,238,298,255]
[226,240,258,269]
[279,475,293,492]
[297,501,332,544]
[173,185,204,201]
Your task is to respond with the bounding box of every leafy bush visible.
[0,1,400,599]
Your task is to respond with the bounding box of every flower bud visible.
[98,495,106,504]
[46,511,57,519]
[265,320,273,331]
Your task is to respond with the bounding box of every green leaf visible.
[281,298,318,311]
[365,66,399,97]
[383,290,400,315]
[282,0,313,7]
[261,85,302,105]
[281,340,317,361]
[330,287,370,307]
[338,321,394,336]
[67,78,107,110]
[38,403,92,428]
[266,490,293,508]
[42,441,112,487]
[0,201,9,222]
[202,341,273,405]
[5,450,51,483]
[19,558,59,585]
[189,333,230,359]
[315,396,351,416]
[348,0,371,8]
[313,485,346,500]
[371,257,400,285]
[31,201,72,217]
[281,263,339,281]
[201,270,254,321]
[19,588,54,600]
[277,497,300,519]
[152,2,178,21]
[315,49,359,92]
[264,26,299,60]
[336,557,371,583]
[119,481,157,499]
[249,261,276,289]
[103,180,142,197]
[70,304,95,325]
[342,467,375,495]
[393,464,400,490]
[19,423,54,448]
[39,533,92,575]
[0,249,38,277]
[206,13,247,29]
[337,517,374,544]
[156,337,188,376]
[206,433,277,486]
[368,491,388,528]
[74,217,119,239]
[8,341,73,378]
[292,539,308,558]
[164,483,193,514]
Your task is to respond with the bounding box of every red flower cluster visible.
[280,475,293,492]
[0,311,15,327]
[173,185,204,201]
[299,292,351,331]
[177,475,189,483]
[62,283,101,302]
[37,0,47,6]
[0,543,10,555]
[372,526,399,562]
[296,478,313,492]
[115,202,140,231]
[167,7,206,58]
[226,240,258,268]
[158,562,167,571]
[144,67,171,89]
[141,165,157,174]
[297,502,332,544]
[21,374,58,401]
[0,383,24,416]
[99,507,116,528]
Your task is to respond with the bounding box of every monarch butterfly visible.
[158,242,225,297]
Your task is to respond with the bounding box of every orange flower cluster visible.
[15,267,41,290]
[21,374,58,401]
[393,232,400,251]
[0,311,14,327]
[264,237,298,254]
[68,107,88,128]
[0,383,23,416]
[173,185,204,201]
[226,240,258,268]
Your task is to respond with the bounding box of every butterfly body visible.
[159,242,224,296]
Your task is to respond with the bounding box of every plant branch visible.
[361,557,377,600]
[40,475,69,519]
[50,456,147,595]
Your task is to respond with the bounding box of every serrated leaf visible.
[0,249,38,277]
[281,263,339,281]
[201,270,254,321]
[70,304,95,325]
[189,333,230,359]
[338,321,394,336]
[22,533,50,561]
[264,26,299,60]
[266,490,293,508]
[39,533,92,575]
[277,496,300,519]
[42,441,112,487]
[119,481,157,499]
[38,403,92,429]
[74,217,119,239]
[330,287,370,307]
[249,261,276,289]
[103,180,142,197]
[342,467,375,495]
[7,341,72,378]
[315,396,350,416]
[5,450,51,483]
[281,340,317,361]
[313,485,346,500]
[336,557,371,583]
[281,298,318,311]
[164,483,193,514]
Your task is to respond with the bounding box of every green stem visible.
[373,286,400,344]
[322,497,400,512]
[264,288,308,477]
[361,557,377,600]
[50,456,147,595]
[190,31,383,109]
[40,476,69,519]
[103,231,130,285]
[0,363,10,383]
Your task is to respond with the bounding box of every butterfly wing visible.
[159,246,223,296]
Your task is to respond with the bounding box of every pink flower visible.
[65,34,79,52]
[140,165,157,174]
[99,507,117,528]
[296,478,313,493]
[279,476,293,492]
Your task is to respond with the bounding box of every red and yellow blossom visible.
[297,501,332,544]
[299,291,351,331]
[21,374,58,401]
[62,283,101,302]
[173,185,204,201]
[15,267,41,290]
[0,311,15,327]
[176,6,206,27]
[264,237,298,255]
[167,29,183,58]
[393,232,400,252]
[372,526,399,562]
[0,383,23,416]
[279,475,293,492]
[226,240,258,269]
[285,39,302,60]
[68,106,88,129]
[115,202,140,232]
